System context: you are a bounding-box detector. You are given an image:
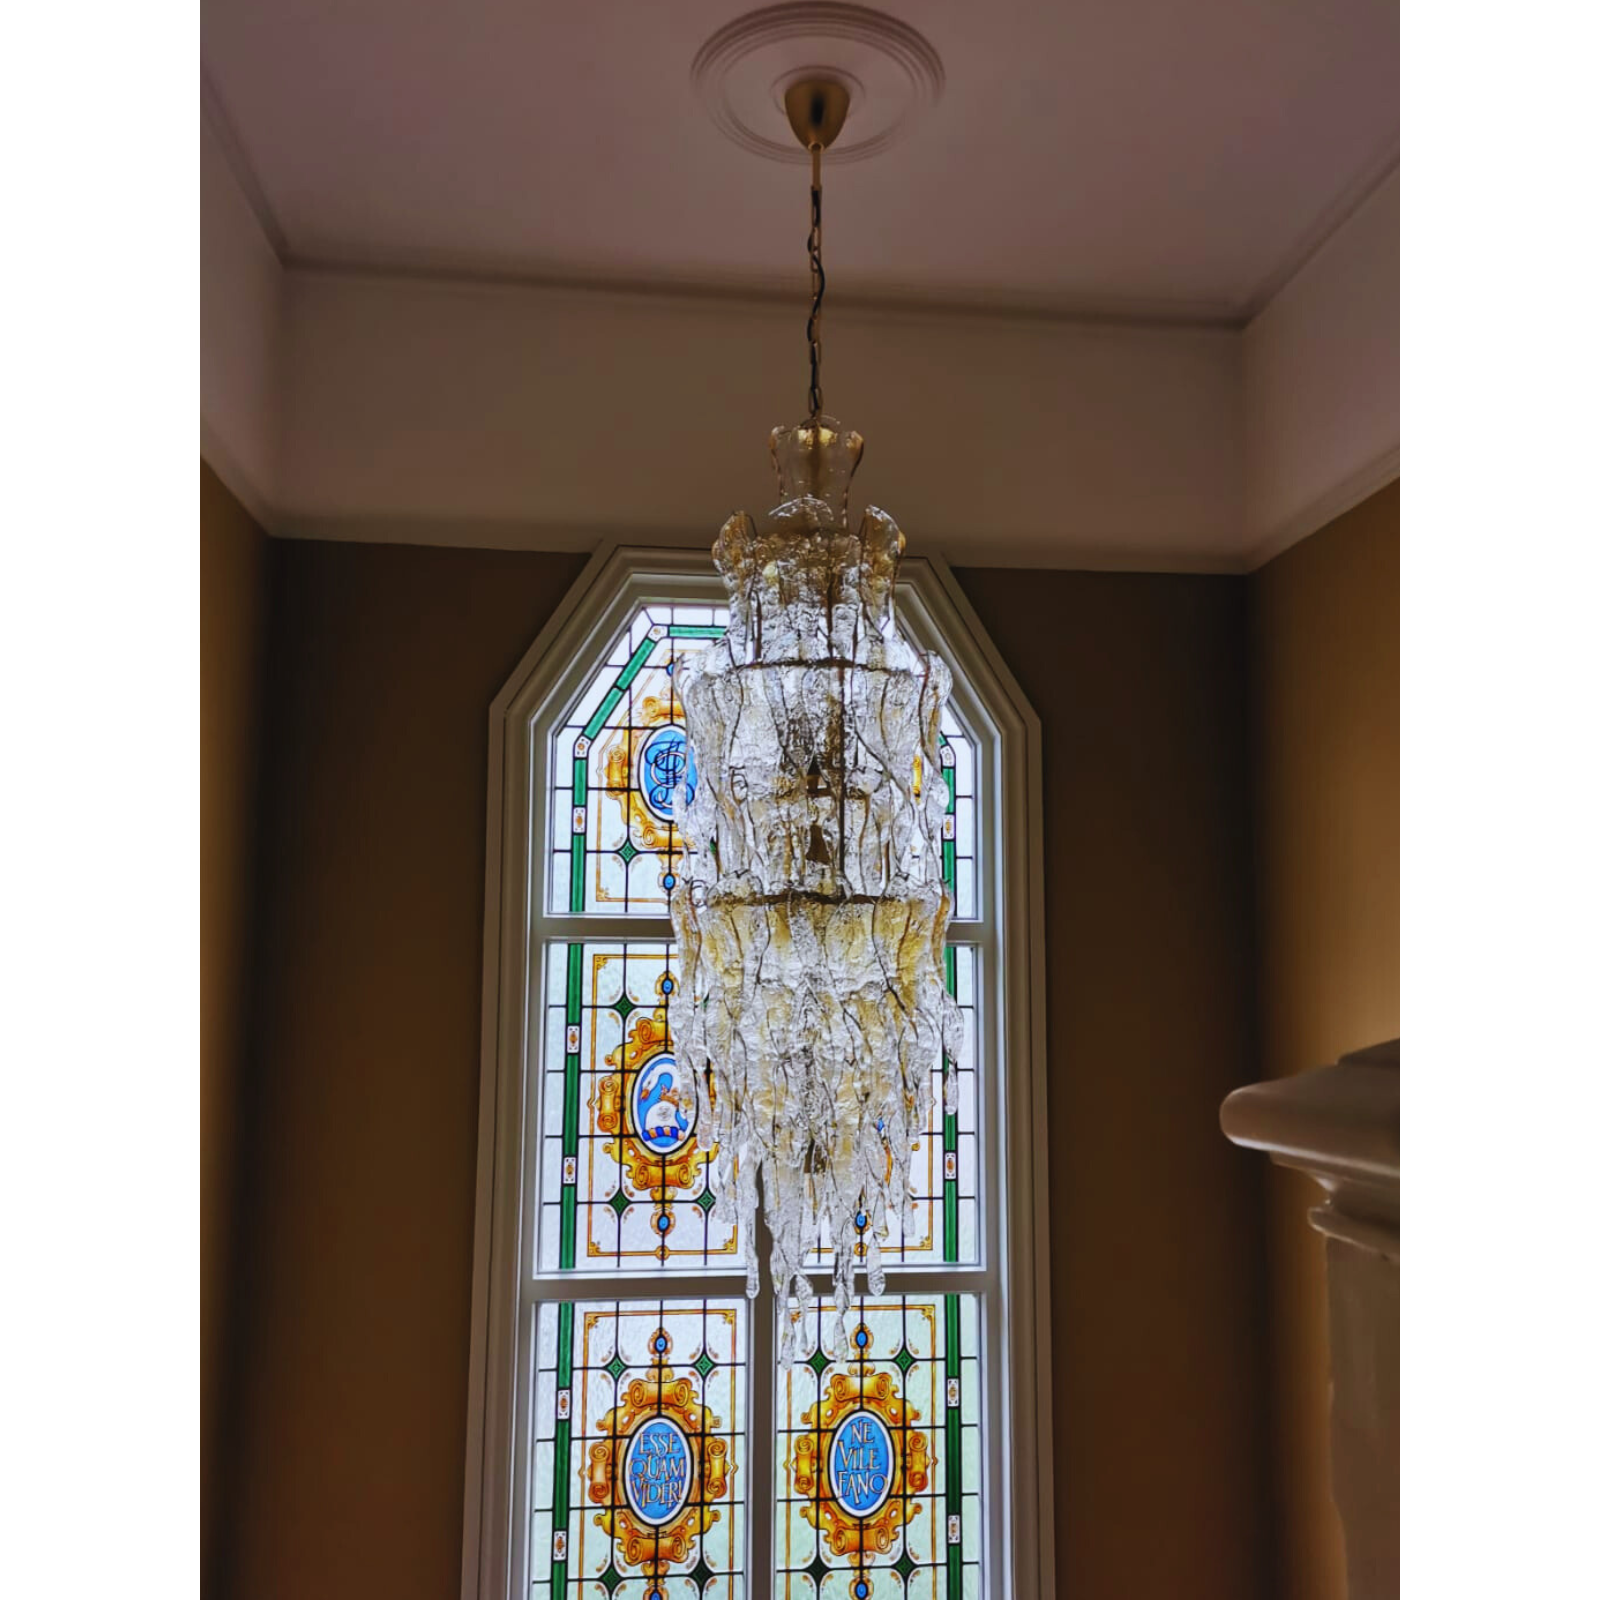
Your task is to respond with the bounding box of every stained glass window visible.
[549,606,728,918]
[537,940,740,1271]
[547,606,978,923]
[940,734,978,921]
[776,1295,982,1600]
[535,938,978,1273]
[523,593,1004,1600]
[531,1299,749,1600]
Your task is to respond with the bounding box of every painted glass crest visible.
[778,1295,982,1599]
[531,1300,747,1600]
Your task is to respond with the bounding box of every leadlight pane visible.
[546,606,977,920]
[805,945,980,1267]
[537,941,978,1274]
[537,940,742,1272]
[776,1294,983,1600]
[938,724,978,921]
[531,1299,749,1600]
[548,605,730,917]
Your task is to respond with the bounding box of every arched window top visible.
[545,600,980,923]
[464,548,1052,1600]
[533,592,983,1278]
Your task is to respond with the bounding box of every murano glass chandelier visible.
[669,80,962,1361]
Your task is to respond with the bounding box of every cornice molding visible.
[200,73,1391,334]
[231,418,1398,577]
[1239,139,1400,324]
[199,418,278,535]
[1244,447,1400,573]
[199,74,1398,572]
[269,512,1257,574]
[200,71,288,262]
[286,254,1243,332]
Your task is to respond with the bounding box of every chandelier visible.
[669,80,962,1361]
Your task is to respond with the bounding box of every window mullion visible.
[525,1272,750,1299]
[750,1211,777,1600]
[531,913,676,941]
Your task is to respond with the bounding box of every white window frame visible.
[459,545,1053,1600]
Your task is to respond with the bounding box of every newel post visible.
[1221,1040,1400,1600]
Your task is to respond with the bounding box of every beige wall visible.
[208,495,1274,1598]
[1247,480,1400,1600]
[200,462,276,1595]
[226,536,590,1599]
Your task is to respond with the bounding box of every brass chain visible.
[806,144,825,420]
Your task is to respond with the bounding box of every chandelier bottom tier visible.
[669,417,962,1362]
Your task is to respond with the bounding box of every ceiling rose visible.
[690,2,944,165]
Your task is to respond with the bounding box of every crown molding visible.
[200,417,280,535]
[201,74,1396,572]
[201,70,288,262]
[200,67,1392,333]
[286,254,1244,332]
[1240,140,1399,323]
[203,416,281,534]
[268,512,1253,574]
[193,85,1230,332]
[1243,446,1399,573]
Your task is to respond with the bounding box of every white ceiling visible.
[201,0,1397,323]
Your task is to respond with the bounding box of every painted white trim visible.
[1242,169,1399,561]
[201,96,286,519]
[459,547,1053,1600]
[200,99,1397,574]
[201,70,290,262]
[1244,447,1400,572]
[1237,141,1399,322]
[200,417,279,535]
[286,252,1242,330]
[193,120,1386,337]
[269,510,1259,574]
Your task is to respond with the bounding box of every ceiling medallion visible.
[670,50,960,1364]
[690,2,943,166]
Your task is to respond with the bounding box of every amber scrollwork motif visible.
[788,1361,930,1558]
[585,1332,733,1581]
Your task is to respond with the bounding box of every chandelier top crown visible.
[769,414,864,528]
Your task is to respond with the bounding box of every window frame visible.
[461,545,1053,1600]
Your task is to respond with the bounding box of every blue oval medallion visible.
[827,1409,895,1519]
[629,1054,695,1155]
[639,725,696,821]
[623,1417,693,1526]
